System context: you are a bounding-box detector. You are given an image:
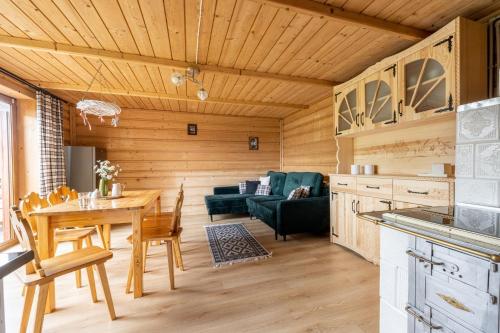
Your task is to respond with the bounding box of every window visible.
[0,94,14,246]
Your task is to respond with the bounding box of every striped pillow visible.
[300,186,311,198]
[287,187,303,200]
[238,182,246,194]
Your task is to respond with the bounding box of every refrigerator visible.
[64,146,106,192]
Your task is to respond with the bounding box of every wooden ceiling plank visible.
[10,0,69,44]
[3,48,61,82]
[258,0,429,41]
[31,51,88,86]
[218,1,262,67]
[0,35,335,86]
[0,13,27,37]
[165,0,186,61]
[91,0,140,54]
[206,0,238,65]
[66,0,120,51]
[232,4,279,69]
[29,0,88,46]
[194,0,217,64]
[117,0,154,56]
[243,8,295,71]
[52,0,102,49]
[130,64,156,91]
[0,0,52,41]
[139,0,172,59]
[0,51,40,81]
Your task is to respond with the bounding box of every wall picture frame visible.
[187,123,197,135]
[249,136,259,150]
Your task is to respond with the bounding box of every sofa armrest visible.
[213,186,240,195]
[276,196,330,235]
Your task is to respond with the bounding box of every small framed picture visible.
[249,136,259,150]
[187,123,197,135]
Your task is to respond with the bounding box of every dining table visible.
[28,189,162,313]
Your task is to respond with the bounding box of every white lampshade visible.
[171,72,185,86]
[197,88,208,101]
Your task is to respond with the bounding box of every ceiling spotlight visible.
[197,88,208,101]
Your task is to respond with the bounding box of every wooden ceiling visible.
[0,0,497,118]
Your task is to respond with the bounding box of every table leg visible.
[132,210,143,298]
[36,216,55,313]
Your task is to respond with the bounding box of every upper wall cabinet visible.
[362,63,398,131]
[335,84,360,136]
[333,17,486,137]
[400,35,455,122]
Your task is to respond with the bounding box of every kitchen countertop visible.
[360,206,500,262]
[329,173,455,182]
[0,251,33,279]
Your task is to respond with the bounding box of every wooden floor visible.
[4,215,379,333]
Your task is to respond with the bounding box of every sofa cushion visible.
[204,193,253,215]
[267,171,287,196]
[255,184,271,196]
[282,172,323,198]
[246,195,285,214]
[245,180,260,194]
[255,200,279,225]
[287,187,303,200]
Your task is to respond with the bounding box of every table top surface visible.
[0,251,34,279]
[29,190,161,216]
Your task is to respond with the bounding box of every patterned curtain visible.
[37,91,66,196]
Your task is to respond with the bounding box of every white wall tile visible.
[457,107,499,143]
[456,179,500,207]
[475,143,500,179]
[456,144,474,178]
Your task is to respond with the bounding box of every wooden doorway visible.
[0,94,14,245]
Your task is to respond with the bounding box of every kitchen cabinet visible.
[400,34,455,122]
[333,17,486,138]
[329,174,454,265]
[335,83,360,136]
[362,63,399,130]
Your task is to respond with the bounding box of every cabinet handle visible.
[356,200,360,213]
[379,200,392,210]
[351,200,355,213]
[355,114,359,127]
[360,112,364,126]
[331,192,338,200]
[366,185,380,190]
[398,99,403,117]
[405,305,443,330]
[407,189,429,195]
[337,182,348,186]
[406,250,444,266]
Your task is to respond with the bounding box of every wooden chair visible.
[22,192,95,288]
[10,206,116,333]
[125,185,184,294]
[51,186,108,249]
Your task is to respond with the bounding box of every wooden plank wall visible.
[282,97,337,175]
[72,108,281,215]
[353,117,456,175]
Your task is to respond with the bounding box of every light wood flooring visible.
[4,215,379,333]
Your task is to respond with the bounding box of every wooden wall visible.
[73,108,281,215]
[282,97,337,175]
[353,117,456,175]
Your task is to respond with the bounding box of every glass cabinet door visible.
[363,64,398,130]
[335,85,359,135]
[401,35,455,122]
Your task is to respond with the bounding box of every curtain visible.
[37,91,66,196]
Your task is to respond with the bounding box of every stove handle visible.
[405,305,443,330]
[406,250,444,266]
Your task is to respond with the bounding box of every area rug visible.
[205,223,272,267]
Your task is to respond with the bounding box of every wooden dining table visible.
[28,189,162,313]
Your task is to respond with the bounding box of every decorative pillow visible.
[245,180,260,194]
[238,182,246,194]
[259,176,271,186]
[255,184,271,196]
[300,185,311,198]
[287,187,303,200]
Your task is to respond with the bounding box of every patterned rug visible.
[205,223,272,267]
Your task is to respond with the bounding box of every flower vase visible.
[99,178,109,197]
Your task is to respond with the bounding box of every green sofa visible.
[204,171,329,240]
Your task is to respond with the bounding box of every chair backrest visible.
[170,184,184,233]
[47,190,64,206]
[20,192,49,234]
[10,206,44,275]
